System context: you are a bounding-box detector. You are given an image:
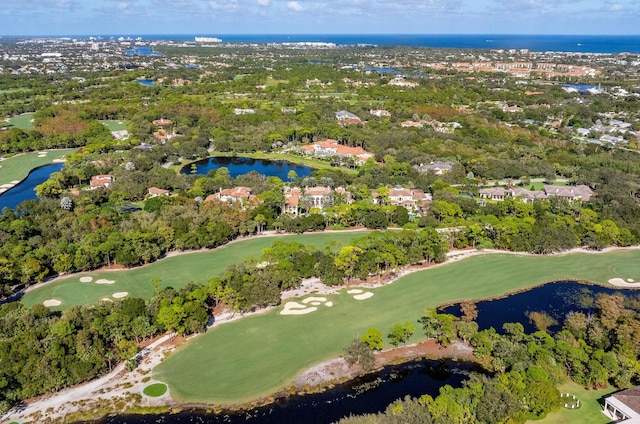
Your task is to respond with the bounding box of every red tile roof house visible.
[205,187,253,204]
[300,139,374,165]
[283,186,350,215]
[147,187,170,197]
[603,387,640,423]
[372,186,432,212]
[90,174,115,189]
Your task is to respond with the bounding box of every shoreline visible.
[4,244,640,423]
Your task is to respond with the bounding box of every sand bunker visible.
[95,279,115,285]
[100,298,113,303]
[281,302,318,315]
[347,289,363,294]
[112,292,128,299]
[608,278,640,287]
[302,296,327,304]
[79,276,93,283]
[353,292,374,300]
[43,299,62,307]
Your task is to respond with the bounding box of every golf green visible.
[153,249,640,404]
[21,231,371,310]
[0,149,76,186]
[143,383,168,397]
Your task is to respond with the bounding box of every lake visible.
[0,163,64,210]
[180,156,315,179]
[92,281,639,424]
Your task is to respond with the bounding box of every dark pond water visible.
[94,359,477,424]
[0,163,64,210]
[180,156,315,180]
[441,281,639,334]
[92,281,639,424]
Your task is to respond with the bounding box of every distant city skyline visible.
[0,0,638,36]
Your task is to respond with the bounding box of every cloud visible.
[287,1,304,11]
[257,0,269,5]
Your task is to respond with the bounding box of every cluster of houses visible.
[198,184,432,216]
[479,185,596,204]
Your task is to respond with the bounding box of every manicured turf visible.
[0,149,76,186]
[21,231,371,310]
[154,249,640,404]
[99,120,127,131]
[6,112,35,130]
[143,383,168,397]
[532,381,615,424]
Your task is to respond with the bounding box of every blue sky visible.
[0,0,638,36]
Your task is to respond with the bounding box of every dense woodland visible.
[1,43,640,417]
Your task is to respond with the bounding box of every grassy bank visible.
[0,149,76,185]
[154,249,640,404]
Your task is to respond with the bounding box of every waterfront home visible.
[299,139,374,165]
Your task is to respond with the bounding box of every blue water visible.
[0,163,64,210]
[563,84,601,93]
[124,46,165,57]
[181,156,314,179]
[86,34,640,54]
[136,79,156,86]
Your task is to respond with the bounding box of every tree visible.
[343,338,375,372]
[361,327,384,351]
[388,322,415,346]
[60,196,74,211]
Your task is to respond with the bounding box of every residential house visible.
[234,108,255,115]
[335,110,360,121]
[479,187,509,201]
[509,187,548,203]
[370,109,391,118]
[543,185,595,202]
[401,120,424,128]
[90,174,115,189]
[603,387,640,423]
[299,139,374,165]
[283,186,349,215]
[372,186,432,212]
[152,118,172,127]
[205,186,253,203]
[388,76,417,88]
[147,187,170,197]
[415,161,455,175]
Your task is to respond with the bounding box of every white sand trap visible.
[37,154,46,157]
[43,299,62,307]
[281,301,317,315]
[95,279,115,285]
[354,292,374,300]
[347,289,363,294]
[0,184,14,188]
[100,298,113,303]
[0,189,5,194]
[10,180,20,184]
[608,278,640,287]
[112,292,128,298]
[79,276,93,283]
[628,278,635,282]
[326,301,333,307]
[311,302,321,306]
[302,296,327,304]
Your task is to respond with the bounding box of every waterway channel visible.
[180,156,315,179]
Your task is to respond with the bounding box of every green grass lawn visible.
[5,112,35,130]
[0,149,76,186]
[21,231,370,310]
[99,120,127,131]
[531,381,615,424]
[528,181,569,190]
[143,383,168,397]
[153,249,640,404]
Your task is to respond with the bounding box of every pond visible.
[92,281,639,424]
[0,163,64,210]
[180,156,315,180]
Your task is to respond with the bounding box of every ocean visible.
[94,34,640,54]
